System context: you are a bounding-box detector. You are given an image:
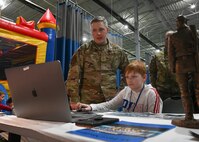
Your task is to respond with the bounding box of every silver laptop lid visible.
[5,61,72,122]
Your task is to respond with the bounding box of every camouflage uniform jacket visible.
[149,51,180,100]
[66,39,129,104]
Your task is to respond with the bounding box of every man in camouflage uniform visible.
[149,42,180,101]
[66,16,129,104]
[168,15,199,123]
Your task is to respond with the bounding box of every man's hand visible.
[76,102,92,111]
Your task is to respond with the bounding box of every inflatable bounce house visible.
[0,9,56,106]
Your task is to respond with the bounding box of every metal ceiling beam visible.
[92,0,160,49]
[17,0,56,17]
[18,0,46,13]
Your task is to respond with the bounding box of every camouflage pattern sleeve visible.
[149,55,157,88]
[66,50,81,103]
[117,48,129,87]
[119,49,129,73]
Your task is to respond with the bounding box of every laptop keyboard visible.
[71,111,102,122]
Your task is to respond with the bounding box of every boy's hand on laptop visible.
[70,102,79,110]
[76,103,92,111]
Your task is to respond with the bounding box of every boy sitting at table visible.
[76,60,163,113]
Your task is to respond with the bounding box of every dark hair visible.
[90,16,108,27]
[6,97,12,105]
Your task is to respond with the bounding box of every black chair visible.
[162,96,184,113]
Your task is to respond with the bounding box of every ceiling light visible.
[124,25,128,29]
[0,0,12,10]
[190,4,196,9]
[155,49,160,53]
[82,37,87,42]
[0,1,5,9]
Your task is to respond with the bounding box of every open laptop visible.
[5,61,72,122]
[5,61,119,125]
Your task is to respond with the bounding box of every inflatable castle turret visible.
[37,8,56,62]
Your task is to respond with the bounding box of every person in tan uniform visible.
[168,15,199,127]
[66,16,129,105]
